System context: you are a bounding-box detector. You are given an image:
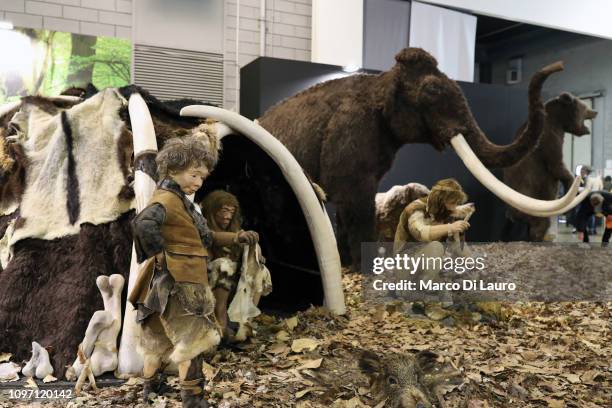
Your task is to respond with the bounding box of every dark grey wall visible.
[241,57,351,120]
[241,57,530,241]
[482,31,611,170]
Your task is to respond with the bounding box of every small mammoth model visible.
[503,92,597,241]
[376,183,430,242]
[259,47,565,268]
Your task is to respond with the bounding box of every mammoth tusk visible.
[215,122,234,140]
[451,134,581,212]
[515,187,592,217]
[180,105,345,315]
[128,93,157,152]
[116,92,157,376]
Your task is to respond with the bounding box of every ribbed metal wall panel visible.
[133,44,224,106]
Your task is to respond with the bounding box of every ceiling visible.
[476,15,548,46]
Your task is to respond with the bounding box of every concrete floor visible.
[553,218,604,243]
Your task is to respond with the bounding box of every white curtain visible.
[312,0,363,68]
[409,1,477,82]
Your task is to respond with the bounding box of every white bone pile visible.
[66,274,124,382]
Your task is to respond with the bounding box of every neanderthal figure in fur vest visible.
[503,93,597,241]
[201,191,272,343]
[258,47,561,268]
[129,137,258,407]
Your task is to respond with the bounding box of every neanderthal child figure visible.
[129,137,258,407]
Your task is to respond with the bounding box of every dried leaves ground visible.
[3,273,610,408]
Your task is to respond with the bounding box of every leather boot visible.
[142,376,157,404]
[180,354,208,407]
[180,379,208,408]
[143,372,170,403]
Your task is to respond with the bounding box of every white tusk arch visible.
[116,92,158,377]
[515,187,591,217]
[214,122,234,140]
[451,134,581,212]
[180,105,346,315]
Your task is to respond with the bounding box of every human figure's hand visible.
[154,252,165,267]
[450,220,470,234]
[237,230,259,245]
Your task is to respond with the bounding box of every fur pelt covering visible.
[8,89,133,244]
[0,211,133,375]
[375,183,430,242]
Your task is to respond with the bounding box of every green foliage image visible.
[0,28,131,103]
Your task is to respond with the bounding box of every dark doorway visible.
[196,135,325,313]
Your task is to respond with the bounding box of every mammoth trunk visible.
[463,61,564,168]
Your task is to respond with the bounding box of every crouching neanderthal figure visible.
[393,179,474,299]
[129,137,258,407]
[394,178,473,259]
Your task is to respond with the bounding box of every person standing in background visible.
[603,175,612,192]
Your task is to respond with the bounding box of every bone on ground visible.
[22,341,53,379]
[65,274,124,387]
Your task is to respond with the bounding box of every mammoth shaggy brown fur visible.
[258,48,561,268]
[0,86,218,374]
[503,92,597,241]
[376,183,429,242]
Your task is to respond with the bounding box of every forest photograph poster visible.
[0,27,131,103]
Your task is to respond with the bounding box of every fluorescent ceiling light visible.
[0,21,14,30]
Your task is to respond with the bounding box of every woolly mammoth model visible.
[258,48,586,268]
[503,92,597,241]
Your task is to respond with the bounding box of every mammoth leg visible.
[528,217,551,242]
[337,188,376,271]
[335,209,353,267]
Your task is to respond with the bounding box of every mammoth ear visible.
[395,48,438,70]
[359,350,382,375]
[558,92,574,105]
